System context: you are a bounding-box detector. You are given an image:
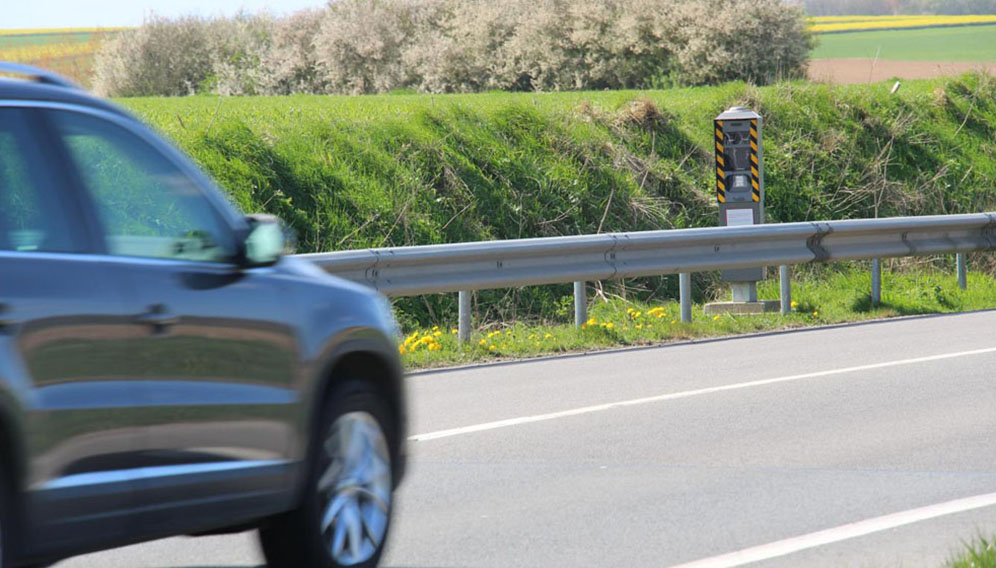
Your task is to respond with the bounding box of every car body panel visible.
[0,77,406,566]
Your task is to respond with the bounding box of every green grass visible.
[813,24,996,61]
[119,74,996,327]
[947,535,996,567]
[400,264,996,369]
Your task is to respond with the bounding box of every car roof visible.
[0,77,131,119]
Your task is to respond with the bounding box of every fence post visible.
[573,281,587,328]
[871,259,882,307]
[679,273,692,323]
[779,265,791,315]
[957,253,967,290]
[458,290,471,344]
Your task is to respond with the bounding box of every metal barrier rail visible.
[300,213,996,340]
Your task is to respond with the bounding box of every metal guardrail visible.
[300,213,996,340]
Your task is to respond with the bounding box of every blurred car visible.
[0,62,406,568]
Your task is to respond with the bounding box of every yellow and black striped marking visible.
[749,119,760,203]
[715,120,726,203]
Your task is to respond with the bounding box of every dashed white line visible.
[669,491,996,567]
[410,346,996,442]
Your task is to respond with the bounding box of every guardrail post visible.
[573,281,587,328]
[679,273,692,323]
[458,290,471,344]
[779,265,791,315]
[871,259,882,307]
[957,253,967,290]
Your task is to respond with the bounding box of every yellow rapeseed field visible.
[809,14,996,33]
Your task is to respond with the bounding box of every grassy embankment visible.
[119,74,996,368]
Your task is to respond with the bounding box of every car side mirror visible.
[240,214,296,267]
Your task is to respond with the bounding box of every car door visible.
[44,107,302,533]
[0,106,143,552]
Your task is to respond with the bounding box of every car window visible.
[46,110,236,263]
[0,108,77,253]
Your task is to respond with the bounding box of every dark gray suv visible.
[0,63,406,568]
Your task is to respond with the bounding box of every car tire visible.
[259,380,396,568]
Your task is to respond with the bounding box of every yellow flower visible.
[605,322,614,329]
[528,334,537,340]
[479,339,487,346]
[433,331,442,337]
[535,342,541,347]
[488,344,497,352]
[636,323,643,329]
[428,343,441,351]
[813,311,819,317]
[398,345,407,355]
[586,317,597,326]
[790,300,799,309]
[451,328,458,334]
[713,315,721,321]
[544,333,554,340]
[670,320,676,324]
[432,325,439,331]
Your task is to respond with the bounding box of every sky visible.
[4,0,325,29]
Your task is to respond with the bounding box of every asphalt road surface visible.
[58,310,996,567]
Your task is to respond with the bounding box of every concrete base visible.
[703,300,781,315]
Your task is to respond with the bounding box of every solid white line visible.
[409,346,996,442]
[669,491,996,567]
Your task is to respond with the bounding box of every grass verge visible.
[399,265,996,370]
[948,535,996,567]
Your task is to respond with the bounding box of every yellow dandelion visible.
[398,345,407,355]
[790,301,799,309]
[479,339,487,346]
[433,331,442,337]
[488,344,497,352]
[544,333,554,340]
[713,315,721,321]
[605,322,615,329]
[813,311,819,317]
[451,328,458,334]
[586,317,597,326]
[636,323,643,329]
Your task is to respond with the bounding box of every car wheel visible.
[260,381,395,568]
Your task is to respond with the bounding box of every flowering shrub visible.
[94,0,811,96]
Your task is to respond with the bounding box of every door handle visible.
[135,304,179,330]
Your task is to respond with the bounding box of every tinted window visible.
[48,110,236,263]
[0,108,77,253]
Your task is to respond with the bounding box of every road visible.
[59,310,996,567]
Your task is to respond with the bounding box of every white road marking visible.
[410,346,996,442]
[668,491,996,567]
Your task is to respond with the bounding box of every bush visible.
[94,0,812,97]
[261,8,327,94]
[94,15,214,97]
[666,0,813,86]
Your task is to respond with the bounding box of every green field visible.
[0,31,99,48]
[813,24,996,60]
